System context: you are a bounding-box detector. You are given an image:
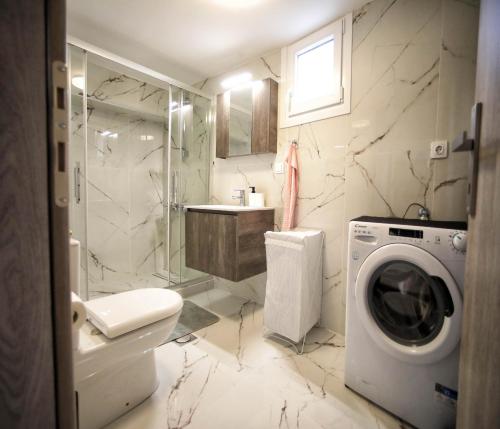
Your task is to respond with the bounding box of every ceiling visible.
[67,0,367,85]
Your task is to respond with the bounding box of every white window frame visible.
[280,13,352,128]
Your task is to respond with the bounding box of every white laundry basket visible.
[263,229,324,343]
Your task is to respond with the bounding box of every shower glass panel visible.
[85,55,170,297]
[67,44,212,299]
[168,89,211,285]
[68,45,89,299]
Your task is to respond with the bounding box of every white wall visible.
[198,0,479,334]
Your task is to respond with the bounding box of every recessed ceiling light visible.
[72,75,85,90]
[214,0,261,8]
[221,72,253,90]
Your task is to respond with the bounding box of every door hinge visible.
[451,102,482,216]
[52,60,69,207]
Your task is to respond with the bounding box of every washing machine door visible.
[355,243,462,365]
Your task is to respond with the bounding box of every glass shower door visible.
[68,45,89,299]
[67,42,212,297]
[168,89,212,285]
[83,53,170,297]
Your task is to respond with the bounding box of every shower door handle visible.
[74,162,81,204]
[171,171,181,210]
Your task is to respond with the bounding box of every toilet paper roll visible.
[71,292,87,331]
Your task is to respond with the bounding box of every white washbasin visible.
[184,204,273,212]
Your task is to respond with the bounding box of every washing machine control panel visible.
[352,224,378,243]
[450,231,467,253]
[350,221,467,258]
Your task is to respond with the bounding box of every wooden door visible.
[457,0,500,426]
[0,0,74,427]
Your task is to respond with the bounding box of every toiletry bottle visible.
[248,186,265,208]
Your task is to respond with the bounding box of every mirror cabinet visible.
[216,78,278,158]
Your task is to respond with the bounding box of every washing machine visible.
[345,216,467,429]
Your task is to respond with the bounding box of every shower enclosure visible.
[68,43,212,300]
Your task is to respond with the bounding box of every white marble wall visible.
[69,99,89,295]
[85,108,166,292]
[80,62,170,294]
[431,0,480,219]
[200,0,479,334]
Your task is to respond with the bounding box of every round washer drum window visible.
[367,260,453,347]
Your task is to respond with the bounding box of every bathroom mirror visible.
[228,86,253,156]
[216,78,278,159]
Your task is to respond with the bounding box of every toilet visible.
[73,288,182,429]
[70,242,183,429]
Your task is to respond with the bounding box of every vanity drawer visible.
[185,209,274,281]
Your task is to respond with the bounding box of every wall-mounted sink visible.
[184,204,274,212]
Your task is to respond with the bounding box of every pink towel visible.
[282,142,299,231]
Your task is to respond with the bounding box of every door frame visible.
[0,0,75,427]
[47,0,77,427]
[457,0,500,425]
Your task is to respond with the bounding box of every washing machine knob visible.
[452,232,467,252]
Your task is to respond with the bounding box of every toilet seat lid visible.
[85,288,183,339]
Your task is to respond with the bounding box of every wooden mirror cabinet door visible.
[216,77,278,159]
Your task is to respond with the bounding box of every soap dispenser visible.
[248,186,265,208]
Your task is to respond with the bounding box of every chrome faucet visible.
[232,189,245,206]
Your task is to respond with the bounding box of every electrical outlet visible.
[274,161,284,174]
[430,140,448,159]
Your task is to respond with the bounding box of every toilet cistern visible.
[232,188,245,206]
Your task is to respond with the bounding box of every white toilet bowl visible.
[73,288,183,429]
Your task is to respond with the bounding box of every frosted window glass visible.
[295,37,335,102]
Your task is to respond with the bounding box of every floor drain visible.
[175,334,196,344]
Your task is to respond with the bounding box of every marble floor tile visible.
[105,289,409,429]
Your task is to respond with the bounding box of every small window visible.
[281,14,352,127]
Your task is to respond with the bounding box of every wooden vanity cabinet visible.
[185,208,274,281]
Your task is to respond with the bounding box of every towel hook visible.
[291,139,298,147]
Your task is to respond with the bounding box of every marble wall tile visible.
[86,61,170,118]
[200,0,478,335]
[431,0,479,221]
[76,75,169,293]
[69,100,89,294]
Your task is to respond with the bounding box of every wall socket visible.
[430,140,448,159]
[274,161,284,174]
